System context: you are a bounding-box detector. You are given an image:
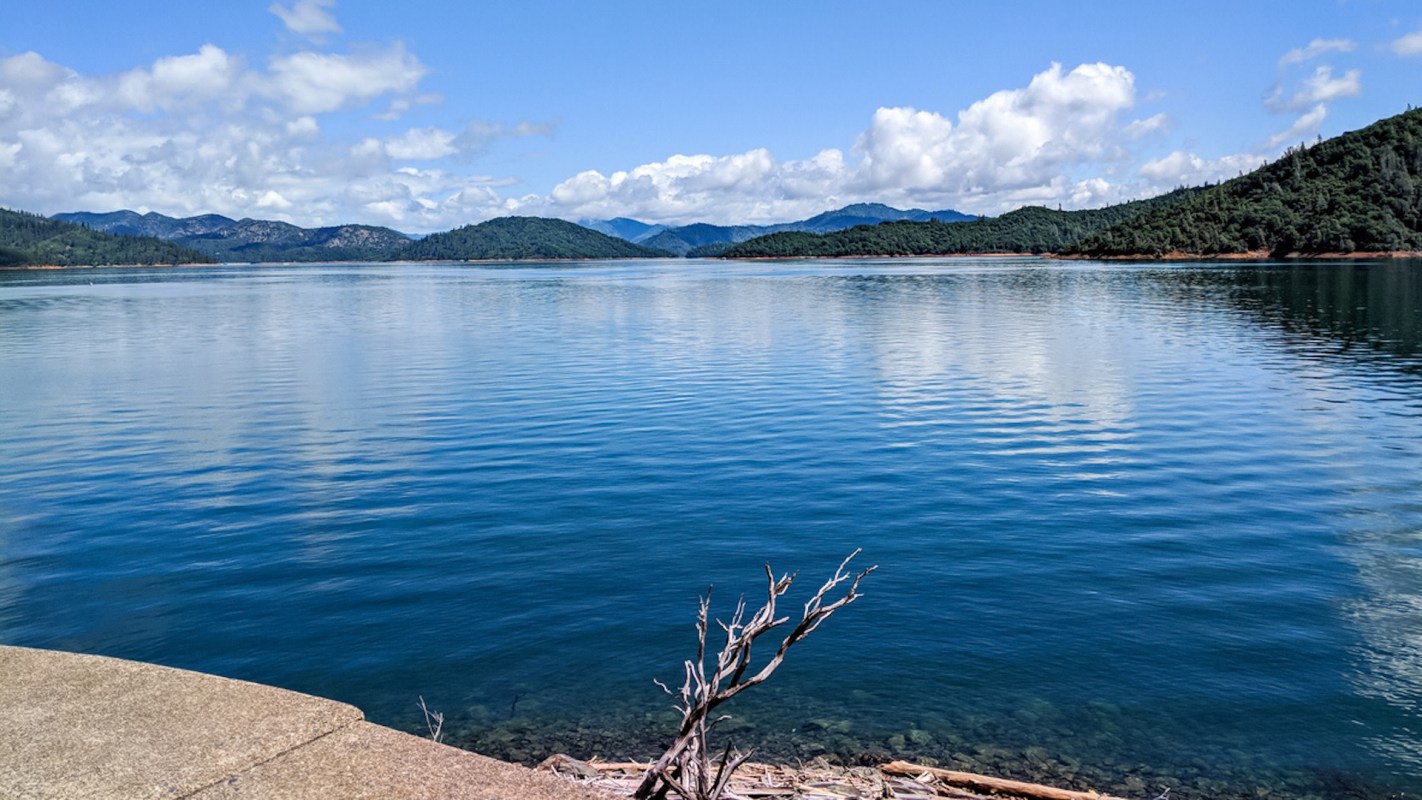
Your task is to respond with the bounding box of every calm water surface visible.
[2,258,1420,798]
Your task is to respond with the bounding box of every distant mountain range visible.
[581,203,975,256]
[576,217,669,243]
[49,202,977,263]
[53,210,412,262]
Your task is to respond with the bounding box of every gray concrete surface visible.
[0,646,614,800]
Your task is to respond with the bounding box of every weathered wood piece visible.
[882,761,1130,800]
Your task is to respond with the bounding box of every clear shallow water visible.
[1,258,1420,798]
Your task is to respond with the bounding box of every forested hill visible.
[721,190,1198,259]
[0,208,213,267]
[395,216,671,260]
[1065,108,1422,257]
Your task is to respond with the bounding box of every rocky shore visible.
[428,708,1410,800]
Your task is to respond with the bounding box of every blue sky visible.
[2,1,1419,232]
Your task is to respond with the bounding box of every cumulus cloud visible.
[1393,26,1422,57]
[265,44,425,115]
[115,45,241,112]
[0,35,547,231]
[541,150,783,222]
[270,0,342,38]
[854,63,1136,197]
[1138,150,1265,187]
[532,62,1151,224]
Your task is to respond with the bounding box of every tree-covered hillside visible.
[0,208,213,266]
[722,190,1197,258]
[396,216,671,260]
[1067,108,1422,257]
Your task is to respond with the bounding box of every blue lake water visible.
[1,258,1420,798]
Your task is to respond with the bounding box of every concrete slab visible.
[190,721,616,800]
[0,646,361,799]
[0,645,616,800]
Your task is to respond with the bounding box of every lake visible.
[1,258,1420,799]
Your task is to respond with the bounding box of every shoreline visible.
[1047,249,1422,261]
[723,252,1039,261]
[2,249,1419,270]
[432,705,1413,800]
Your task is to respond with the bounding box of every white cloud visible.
[353,122,553,165]
[116,45,240,112]
[256,190,293,209]
[0,51,72,90]
[1265,103,1328,149]
[0,35,545,231]
[1298,65,1362,106]
[1138,150,1264,186]
[382,128,459,160]
[265,44,426,115]
[1267,65,1362,112]
[374,93,441,121]
[534,60,1154,224]
[532,62,1152,225]
[1393,26,1422,57]
[286,116,319,137]
[1279,38,1355,67]
[270,0,342,38]
[1122,113,1169,139]
[540,149,785,223]
[854,63,1137,197]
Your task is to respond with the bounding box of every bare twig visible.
[417,695,445,744]
[633,550,876,800]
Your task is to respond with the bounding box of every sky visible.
[1,1,1419,233]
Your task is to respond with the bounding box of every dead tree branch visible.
[633,549,876,800]
[417,695,444,744]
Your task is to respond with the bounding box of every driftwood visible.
[883,760,1130,800]
[547,756,950,799]
[544,755,1131,800]
[633,551,876,800]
